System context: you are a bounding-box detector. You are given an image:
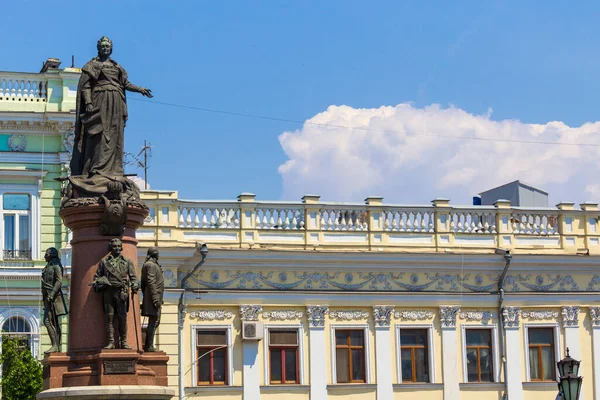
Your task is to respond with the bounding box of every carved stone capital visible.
[178,303,187,328]
[590,307,600,327]
[439,306,460,328]
[306,305,329,327]
[561,306,580,328]
[240,305,262,321]
[502,307,521,329]
[373,306,394,327]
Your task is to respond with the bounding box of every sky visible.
[3,1,600,205]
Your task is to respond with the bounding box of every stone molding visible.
[502,307,521,329]
[239,305,262,321]
[306,306,329,327]
[439,306,460,328]
[561,306,580,328]
[373,306,394,327]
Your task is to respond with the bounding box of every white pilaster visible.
[439,306,460,400]
[373,306,394,400]
[242,341,260,400]
[562,306,582,399]
[307,306,328,400]
[240,305,262,400]
[503,307,523,400]
[591,308,600,400]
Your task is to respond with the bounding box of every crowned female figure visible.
[70,36,152,178]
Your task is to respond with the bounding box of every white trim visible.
[523,323,561,382]
[0,153,60,165]
[330,324,371,384]
[0,307,40,360]
[395,324,435,384]
[460,324,500,383]
[0,184,40,260]
[190,324,233,387]
[262,323,305,386]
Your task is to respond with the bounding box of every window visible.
[528,328,556,381]
[3,194,31,260]
[196,330,228,385]
[465,329,493,382]
[269,330,299,384]
[1,316,32,349]
[400,329,430,383]
[335,330,365,383]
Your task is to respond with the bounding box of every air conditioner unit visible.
[242,321,264,340]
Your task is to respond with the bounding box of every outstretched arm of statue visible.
[124,80,153,98]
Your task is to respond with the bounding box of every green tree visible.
[0,336,43,400]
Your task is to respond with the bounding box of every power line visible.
[129,98,600,148]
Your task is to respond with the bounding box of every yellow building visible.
[138,190,600,400]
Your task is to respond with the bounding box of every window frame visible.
[190,325,233,387]
[396,324,435,384]
[263,324,304,386]
[461,325,499,383]
[0,307,41,378]
[524,323,561,382]
[0,184,40,261]
[330,324,371,384]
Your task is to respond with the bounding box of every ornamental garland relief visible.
[394,310,434,321]
[190,310,233,321]
[262,310,304,321]
[521,310,559,320]
[458,310,494,324]
[8,134,26,152]
[329,310,369,321]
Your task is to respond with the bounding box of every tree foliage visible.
[0,336,43,400]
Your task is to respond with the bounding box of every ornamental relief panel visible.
[189,310,233,321]
[458,310,494,324]
[521,310,559,320]
[262,310,304,321]
[394,310,434,321]
[329,310,369,321]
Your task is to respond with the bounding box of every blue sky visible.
[3,1,600,204]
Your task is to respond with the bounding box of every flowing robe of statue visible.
[70,58,143,177]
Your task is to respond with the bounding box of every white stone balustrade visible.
[142,193,600,253]
[0,73,47,101]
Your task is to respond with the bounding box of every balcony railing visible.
[140,192,600,254]
[0,72,47,102]
[3,249,32,260]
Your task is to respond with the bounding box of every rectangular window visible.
[197,330,228,385]
[465,329,493,382]
[400,329,430,383]
[528,328,555,381]
[2,194,31,260]
[269,330,299,384]
[335,330,365,383]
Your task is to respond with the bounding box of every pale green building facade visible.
[0,59,79,366]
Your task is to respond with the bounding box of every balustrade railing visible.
[150,194,600,251]
[0,73,47,101]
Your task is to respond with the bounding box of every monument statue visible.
[92,238,139,349]
[65,36,152,202]
[140,247,164,352]
[41,247,68,354]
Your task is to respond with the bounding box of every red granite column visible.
[59,204,147,352]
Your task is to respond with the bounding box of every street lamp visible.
[557,348,582,400]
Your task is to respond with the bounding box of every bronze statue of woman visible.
[70,36,153,177]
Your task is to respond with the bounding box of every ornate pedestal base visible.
[37,385,174,400]
[42,350,169,388]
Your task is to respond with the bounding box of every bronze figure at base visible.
[92,238,139,349]
[141,247,164,352]
[41,248,68,354]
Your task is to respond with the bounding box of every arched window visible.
[2,316,32,349]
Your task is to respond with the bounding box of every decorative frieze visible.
[306,306,329,327]
[329,310,369,321]
[459,310,493,324]
[394,310,434,321]
[262,310,303,321]
[8,134,26,152]
[373,306,394,327]
[439,306,460,328]
[521,310,559,320]
[190,310,233,321]
[502,307,521,328]
[590,307,600,327]
[240,305,262,321]
[561,306,580,328]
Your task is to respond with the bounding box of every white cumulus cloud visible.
[278,104,600,205]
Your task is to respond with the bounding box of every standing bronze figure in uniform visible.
[93,238,138,349]
[141,247,164,352]
[70,36,152,177]
[41,247,68,354]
